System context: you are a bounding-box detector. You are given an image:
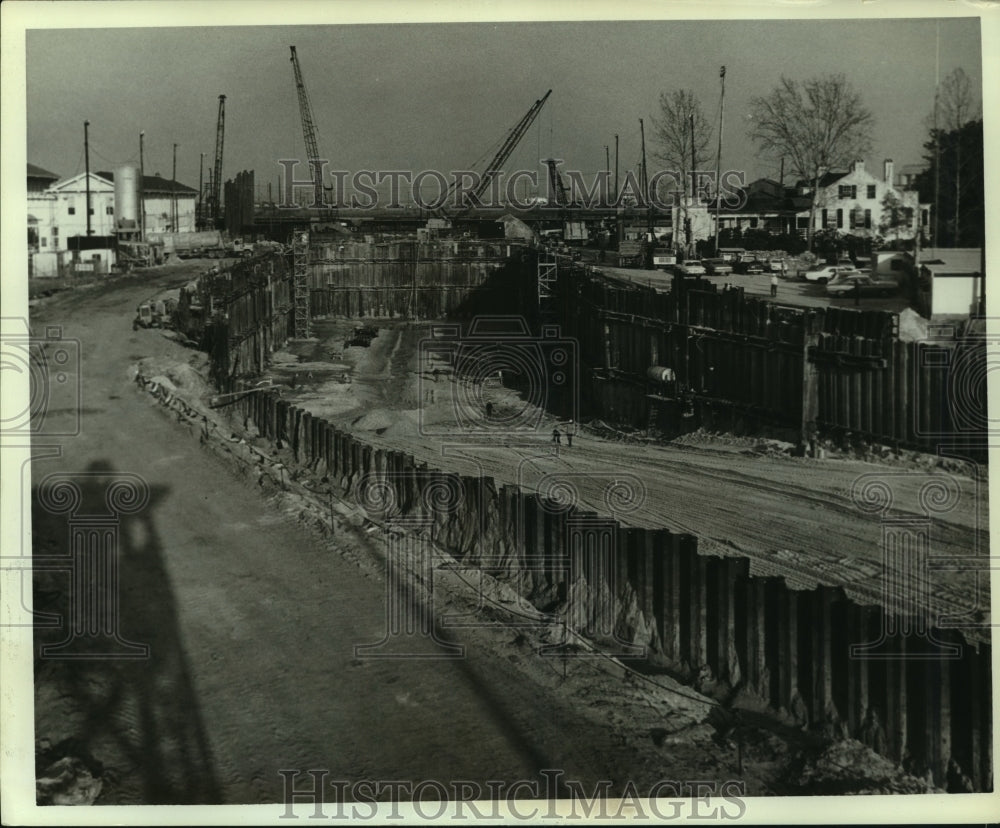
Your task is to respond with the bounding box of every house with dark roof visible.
[28,164,60,258]
[28,163,60,193]
[711,177,803,236]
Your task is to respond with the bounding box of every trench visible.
[188,241,992,793]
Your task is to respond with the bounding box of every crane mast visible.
[211,94,226,224]
[543,158,570,206]
[289,46,324,208]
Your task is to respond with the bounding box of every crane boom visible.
[211,94,226,222]
[441,89,551,219]
[289,46,324,208]
[472,89,551,206]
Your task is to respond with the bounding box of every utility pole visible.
[639,118,651,233]
[198,152,204,230]
[614,134,619,198]
[713,65,726,256]
[139,131,145,240]
[686,113,697,255]
[689,113,697,200]
[933,20,941,247]
[639,119,648,193]
[84,120,92,236]
[172,143,178,231]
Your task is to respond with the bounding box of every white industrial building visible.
[97,171,197,234]
[27,162,198,277]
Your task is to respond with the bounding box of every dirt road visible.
[27,265,753,806]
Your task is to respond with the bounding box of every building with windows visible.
[29,166,118,276]
[45,171,118,237]
[708,160,931,245]
[27,163,199,276]
[796,159,930,241]
[27,164,60,257]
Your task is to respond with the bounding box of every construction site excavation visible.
[18,17,994,818]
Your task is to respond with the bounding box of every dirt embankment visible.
[261,317,990,642]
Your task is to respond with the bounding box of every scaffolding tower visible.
[537,248,558,315]
[292,228,311,338]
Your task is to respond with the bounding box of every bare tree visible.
[937,67,978,245]
[749,74,874,250]
[878,190,914,244]
[651,89,712,202]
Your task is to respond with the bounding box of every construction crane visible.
[211,94,226,224]
[289,46,325,209]
[543,157,570,207]
[442,89,552,219]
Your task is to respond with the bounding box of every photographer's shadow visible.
[33,460,221,804]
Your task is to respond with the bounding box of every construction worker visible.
[770,273,778,297]
[566,419,575,447]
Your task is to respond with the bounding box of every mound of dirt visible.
[137,355,212,397]
[897,308,930,342]
[350,409,398,432]
[782,739,939,794]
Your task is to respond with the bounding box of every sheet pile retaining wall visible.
[229,386,991,792]
[557,268,987,458]
[190,248,991,790]
[307,239,519,319]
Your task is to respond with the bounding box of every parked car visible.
[801,264,854,284]
[702,258,733,276]
[678,261,707,277]
[733,258,765,275]
[825,275,899,297]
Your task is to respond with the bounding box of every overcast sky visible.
[26,17,982,201]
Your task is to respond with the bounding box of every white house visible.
[29,168,118,277]
[798,159,930,241]
[44,171,117,239]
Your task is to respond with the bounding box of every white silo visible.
[115,164,140,229]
